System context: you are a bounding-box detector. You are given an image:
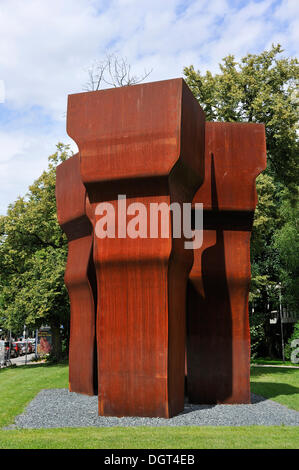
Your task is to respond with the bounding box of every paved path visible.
[10,353,36,366]
[251,363,299,369]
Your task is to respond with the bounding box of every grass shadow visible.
[0,360,68,374]
[251,382,299,400]
[19,360,68,370]
[251,366,299,378]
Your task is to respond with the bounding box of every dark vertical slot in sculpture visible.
[187,154,232,403]
[87,243,98,395]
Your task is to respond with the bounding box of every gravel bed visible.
[4,388,299,429]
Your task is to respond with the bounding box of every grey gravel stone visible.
[4,388,299,429]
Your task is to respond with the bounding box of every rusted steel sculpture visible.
[56,154,97,396]
[187,122,267,404]
[66,78,205,417]
[57,79,267,416]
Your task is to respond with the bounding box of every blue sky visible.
[0,0,298,214]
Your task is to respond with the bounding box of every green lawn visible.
[0,362,68,428]
[0,425,298,449]
[0,363,298,449]
[250,366,299,411]
[252,358,299,367]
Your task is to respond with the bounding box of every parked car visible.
[15,341,24,355]
[28,339,36,352]
[18,341,33,355]
[11,342,20,357]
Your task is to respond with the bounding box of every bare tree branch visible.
[83,53,153,91]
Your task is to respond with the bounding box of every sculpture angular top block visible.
[56,153,92,239]
[67,78,205,201]
[193,122,267,211]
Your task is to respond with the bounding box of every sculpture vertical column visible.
[187,122,266,404]
[67,79,205,417]
[56,154,97,396]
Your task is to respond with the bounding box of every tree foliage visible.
[273,189,299,312]
[184,44,299,190]
[184,44,299,358]
[0,143,72,359]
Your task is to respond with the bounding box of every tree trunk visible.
[50,323,62,361]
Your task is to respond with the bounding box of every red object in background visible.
[66,78,205,417]
[56,154,97,396]
[39,337,52,354]
[187,122,267,404]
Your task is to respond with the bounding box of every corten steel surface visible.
[187,122,267,404]
[56,154,97,396]
[67,78,205,417]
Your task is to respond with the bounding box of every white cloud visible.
[273,0,299,54]
[0,0,298,214]
[0,127,77,214]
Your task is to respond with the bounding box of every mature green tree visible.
[184,44,299,190]
[273,188,299,313]
[0,143,72,359]
[184,44,299,358]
